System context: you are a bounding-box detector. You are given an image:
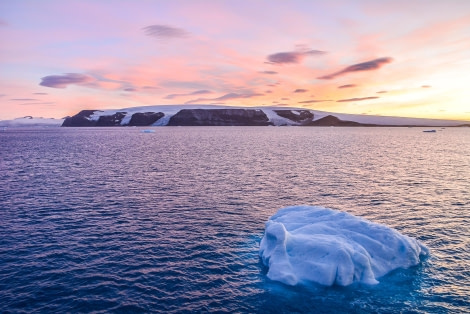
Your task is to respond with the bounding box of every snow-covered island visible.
[259,206,429,287]
[0,116,64,127]
[2,105,468,128]
[61,105,469,127]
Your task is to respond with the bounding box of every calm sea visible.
[1,127,469,313]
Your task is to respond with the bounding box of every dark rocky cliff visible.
[62,110,97,127]
[167,109,271,126]
[274,110,314,125]
[62,111,164,127]
[307,115,376,126]
[128,112,165,126]
[96,112,127,126]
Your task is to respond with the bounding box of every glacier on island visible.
[60,105,469,127]
[259,206,429,287]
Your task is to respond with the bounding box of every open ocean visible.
[1,126,469,313]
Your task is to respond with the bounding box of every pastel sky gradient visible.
[1,0,470,120]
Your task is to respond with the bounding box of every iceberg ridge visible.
[259,206,428,287]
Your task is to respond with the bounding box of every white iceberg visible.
[259,206,428,287]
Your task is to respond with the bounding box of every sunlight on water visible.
[0,127,469,312]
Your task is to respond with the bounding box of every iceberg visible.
[259,206,428,287]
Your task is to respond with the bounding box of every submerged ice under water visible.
[0,127,469,313]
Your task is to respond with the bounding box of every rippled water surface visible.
[1,127,469,313]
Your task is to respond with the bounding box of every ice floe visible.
[259,206,428,286]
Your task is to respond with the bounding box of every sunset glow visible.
[1,0,469,120]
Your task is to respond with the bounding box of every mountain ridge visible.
[60,105,469,127]
[2,105,469,127]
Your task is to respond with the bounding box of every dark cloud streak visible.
[213,92,264,101]
[39,73,94,89]
[336,96,379,102]
[165,89,212,99]
[259,70,278,74]
[267,49,326,64]
[338,84,356,89]
[318,57,393,80]
[143,24,189,39]
[185,92,263,104]
[19,102,54,106]
[298,99,332,103]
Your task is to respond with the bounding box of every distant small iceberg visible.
[141,129,155,133]
[259,206,428,287]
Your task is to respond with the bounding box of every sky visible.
[1,0,470,120]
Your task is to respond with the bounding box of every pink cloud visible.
[185,91,264,104]
[142,25,190,40]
